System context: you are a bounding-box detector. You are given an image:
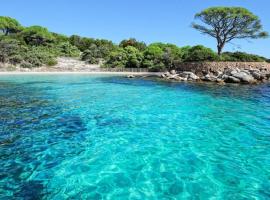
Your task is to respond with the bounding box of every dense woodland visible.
[0,16,269,71]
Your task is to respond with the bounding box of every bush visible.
[105,48,128,68]
[81,48,100,64]
[23,46,57,67]
[56,42,80,57]
[81,44,106,64]
[221,52,267,62]
[0,38,25,63]
[184,45,219,62]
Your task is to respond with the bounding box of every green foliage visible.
[21,26,54,45]
[0,15,269,70]
[56,42,80,57]
[184,45,219,62]
[105,46,143,68]
[221,52,267,62]
[119,38,147,51]
[52,33,69,44]
[23,46,57,67]
[124,46,144,68]
[0,16,22,35]
[142,44,165,70]
[193,7,268,55]
[0,38,25,64]
[105,48,128,68]
[141,43,183,71]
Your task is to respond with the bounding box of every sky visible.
[0,0,269,57]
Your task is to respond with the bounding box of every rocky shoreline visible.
[158,67,270,84]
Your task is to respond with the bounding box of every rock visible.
[225,76,241,83]
[216,78,224,83]
[126,75,135,78]
[232,72,255,83]
[251,71,262,80]
[160,74,166,78]
[182,72,199,80]
[203,74,217,82]
[170,70,176,75]
[164,72,171,77]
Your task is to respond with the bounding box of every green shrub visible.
[56,42,80,57]
[104,48,128,68]
[23,46,57,67]
[184,45,219,62]
[81,48,100,64]
[20,61,34,68]
[221,52,267,62]
[0,38,25,63]
[104,46,143,68]
[46,58,57,66]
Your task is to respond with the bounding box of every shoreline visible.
[0,71,162,76]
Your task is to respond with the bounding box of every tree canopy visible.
[21,26,55,45]
[119,38,147,51]
[0,16,22,35]
[192,7,268,55]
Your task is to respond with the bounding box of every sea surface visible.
[0,75,269,200]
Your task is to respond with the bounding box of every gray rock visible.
[182,72,199,80]
[160,74,166,78]
[225,76,241,83]
[170,70,176,75]
[203,74,217,82]
[232,72,255,83]
[251,71,262,80]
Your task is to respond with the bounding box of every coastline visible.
[0,71,162,76]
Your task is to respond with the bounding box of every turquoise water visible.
[0,75,269,200]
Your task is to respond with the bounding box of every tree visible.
[0,16,22,35]
[142,44,165,70]
[119,38,147,51]
[124,46,143,68]
[184,45,218,62]
[192,7,268,55]
[21,26,54,45]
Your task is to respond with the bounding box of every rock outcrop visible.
[160,67,270,84]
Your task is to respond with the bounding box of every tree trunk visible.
[217,43,225,56]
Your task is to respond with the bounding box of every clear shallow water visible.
[0,75,269,200]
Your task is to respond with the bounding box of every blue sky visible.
[1,0,269,57]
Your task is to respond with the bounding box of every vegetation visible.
[192,7,268,55]
[0,16,22,35]
[0,10,269,71]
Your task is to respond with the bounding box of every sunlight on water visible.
[0,75,270,199]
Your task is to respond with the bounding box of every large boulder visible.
[232,71,255,83]
[202,74,217,82]
[181,72,200,80]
